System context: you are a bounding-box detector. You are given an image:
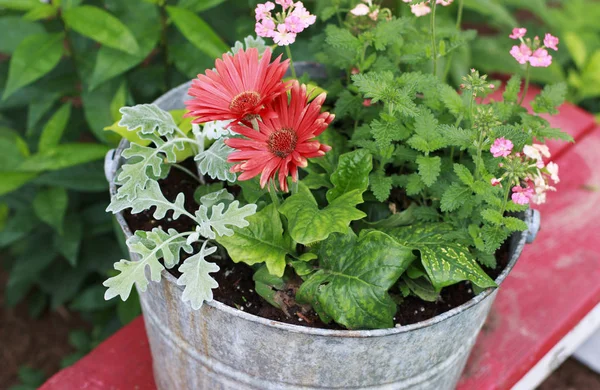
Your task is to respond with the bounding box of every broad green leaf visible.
[33,187,68,233]
[119,104,179,136]
[216,204,292,276]
[462,0,517,28]
[177,242,220,310]
[110,82,127,122]
[416,155,441,187]
[0,203,7,231]
[280,183,366,245]
[388,224,496,289]
[0,0,39,10]
[18,143,110,172]
[62,6,140,54]
[33,161,108,192]
[38,103,71,152]
[402,275,438,302]
[297,230,415,329]
[564,31,587,70]
[0,127,30,169]
[327,149,372,202]
[2,33,64,100]
[178,0,225,12]
[108,180,192,221]
[195,200,258,240]
[70,286,116,311]
[88,1,160,89]
[195,138,237,182]
[104,228,193,301]
[23,3,57,21]
[0,16,45,54]
[81,78,121,142]
[54,214,82,266]
[0,208,38,248]
[166,6,228,58]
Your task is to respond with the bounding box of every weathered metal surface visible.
[106,79,535,390]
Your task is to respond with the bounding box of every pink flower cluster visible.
[255,1,316,46]
[509,28,559,68]
[490,139,560,205]
[402,0,454,17]
[350,0,380,20]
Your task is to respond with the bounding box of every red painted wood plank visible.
[458,127,600,390]
[486,86,596,159]
[40,316,156,390]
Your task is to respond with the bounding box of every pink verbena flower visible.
[509,28,527,39]
[510,43,532,64]
[285,15,304,33]
[491,178,502,187]
[512,185,534,205]
[437,0,453,5]
[350,3,370,16]
[276,0,293,10]
[544,33,559,51]
[529,48,552,67]
[256,18,276,38]
[411,2,431,17]
[292,3,316,28]
[490,137,514,158]
[273,24,297,46]
[256,2,275,21]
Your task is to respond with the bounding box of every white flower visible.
[203,120,233,140]
[350,4,370,16]
[546,162,560,183]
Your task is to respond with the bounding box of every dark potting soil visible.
[123,159,511,330]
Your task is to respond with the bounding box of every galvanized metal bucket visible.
[105,80,540,390]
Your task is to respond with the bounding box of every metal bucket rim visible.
[108,81,531,338]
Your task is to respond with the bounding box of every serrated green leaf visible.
[441,183,471,212]
[439,84,465,117]
[63,5,140,54]
[216,204,292,277]
[38,103,71,152]
[334,90,363,120]
[416,155,441,187]
[177,242,220,310]
[482,224,510,253]
[369,171,393,202]
[198,188,233,209]
[503,75,522,104]
[531,83,567,115]
[440,124,472,149]
[166,6,228,58]
[297,230,415,329]
[407,109,445,153]
[503,216,528,231]
[327,149,372,202]
[405,173,424,196]
[280,184,366,245]
[2,33,64,100]
[454,163,474,186]
[195,138,236,182]
[33,187,67,233]
[104,228,193,301]
[481,209,504,225]
[388,224,497,289]
[370,117,410,147]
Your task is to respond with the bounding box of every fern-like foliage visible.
[177,241,220,310]
[195,138,237,182]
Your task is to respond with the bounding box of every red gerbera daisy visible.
[225,81,335,192]
[185,48,289,124]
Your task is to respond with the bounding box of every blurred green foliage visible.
[0,0,256,354]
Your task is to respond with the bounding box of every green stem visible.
[500,183,511,216]
[518,63,531,106]
[159,5,170,90]
[285,46,297,79]
[431,1,438,77]
[442,0,464,81]
[268,180,281,208]
[172,163,202,184]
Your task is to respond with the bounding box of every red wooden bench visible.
[40,87,600,390]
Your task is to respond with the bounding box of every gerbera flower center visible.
[230,91,262,114]
[268,128,298,158]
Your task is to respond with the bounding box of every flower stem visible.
[442,0,464,81]
[500,182,511,216]
[519,63,531,106]
[268,180,281,208]
[172,163,203,184]
[431,1,438,77]
[285,45,297,79]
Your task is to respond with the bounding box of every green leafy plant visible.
[104,0,571,330]
[0,0,251,357]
